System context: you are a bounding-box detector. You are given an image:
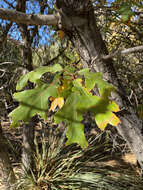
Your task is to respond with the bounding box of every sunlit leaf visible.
[16,64,63,90]
[9,81,59,127]
[49,97,64,112]
[117,3,134,22]
[10,64,120,148]
[54,92,88,149]
[78,69,115,97]
[95,111,120,131]
[72,80,120,130]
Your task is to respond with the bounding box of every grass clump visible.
[14,126,143,190]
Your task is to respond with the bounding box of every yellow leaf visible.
[95,111,120,131]
[57,80,71,95]
[49,96,55,101]
[58,85,65,94]
[58,30,65,40]
[49,97,64,112]
[109,113,121,126]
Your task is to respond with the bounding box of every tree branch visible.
[103,45,143,60]
[3,0,15,9]
[0,8,59,26]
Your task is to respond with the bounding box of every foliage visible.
[95,0,143,108]
[0,26,23,118]
[9,64,120,148]
[32,36,79,68]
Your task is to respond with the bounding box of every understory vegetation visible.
[1,122,143,190]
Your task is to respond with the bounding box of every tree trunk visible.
[19,28,35,175]
[21,117,37,176]
[20,36,36,175]
[58,0,143,170]
[16,0,36,175]
[0,123,15,190]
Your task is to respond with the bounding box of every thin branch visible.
[3,0,15,9]
[0,8,59,26]
[0,62,14,66]
[44,47,67,66]
[103,45,143,60]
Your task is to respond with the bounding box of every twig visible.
[0,62,14,66]
[103,45,143,60]
[3,0,15,9]
[0,69,6,78]
[44,47,67,66]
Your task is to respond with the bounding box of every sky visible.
[0,0,115,46]
[0,0,56,46]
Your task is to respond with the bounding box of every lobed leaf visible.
[9,81,59,127]
[72,80,120,130]
[95,111,120,131]
[16,64,63,90]
[78,69,115,98]
[10,65,120,148]
[49,97,64,112]
[54,92,88,149]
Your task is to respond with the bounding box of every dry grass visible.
[0,120,143,189]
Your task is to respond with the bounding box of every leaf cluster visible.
[9,64,120,148]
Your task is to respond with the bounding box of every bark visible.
[20,31,36,175]
[58,0,143,170]
[21,117,37,176]
[0,123,15,190]
[0,8,58,26]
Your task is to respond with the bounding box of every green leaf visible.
[10,65,120,148]
[78,68,101,91]
[72,80,120,130]
[95,111,120,131]
[95,78,115,98]
[117,3,134,22]
[16,73,30,91]
[57,79,73,98]
[64,65,76,74]
[9,81,59,127]
[55,79,120,142]
[16,64,63,90]
[78,69,115,98]
[90,99,120,130]
[66,122,88,149]
[54,92,88,149]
